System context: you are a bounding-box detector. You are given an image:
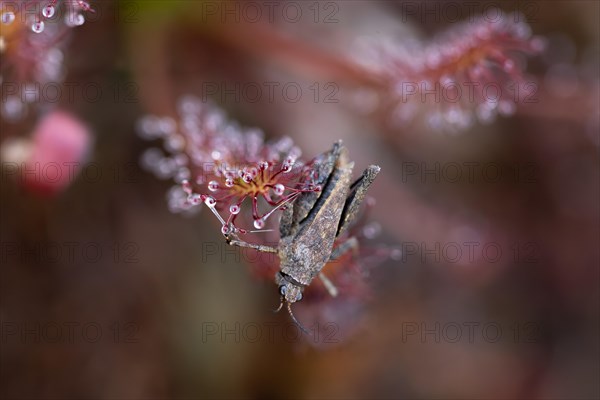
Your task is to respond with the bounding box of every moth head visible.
[275,284,308,334]
[279,282,303,304]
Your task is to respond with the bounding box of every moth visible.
[225,141,380,332]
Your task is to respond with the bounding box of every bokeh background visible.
[1,0,598,399]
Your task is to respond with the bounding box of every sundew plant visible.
[1,2,598,399]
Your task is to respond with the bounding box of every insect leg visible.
[329,236,359,261]
[318,236,360,298]
[331,236,378,280]
[318,272,339,297]
[226,237,278,253]
[337,165,380,237]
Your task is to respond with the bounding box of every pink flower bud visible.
[23,111,91,195]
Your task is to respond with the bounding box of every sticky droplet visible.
[208,180,219,192]
[273,183,285,196]
[188,194,202,205]
[1,12,15,25]
[66,13,85,27]
[204,196,216,207]
[42,5,55,18]
[391,248,402,260]
[32,20,45,33]
[281,162,292,173]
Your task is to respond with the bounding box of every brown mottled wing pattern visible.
[279,141,343,238]
[336,165,381,237]
[279,151,354,285]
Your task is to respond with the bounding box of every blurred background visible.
[1,0,598,399]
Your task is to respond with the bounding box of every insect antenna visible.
[287,302,309,334]
[273,295,284,313]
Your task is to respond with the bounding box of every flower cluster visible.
[358,11,545,131]
[138,96,322,236]
[0,0,93,121]
[1,0,92,34]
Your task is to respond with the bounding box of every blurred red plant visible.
[0,0,94,121]
[356,11,545,131]
[1,110,92,195]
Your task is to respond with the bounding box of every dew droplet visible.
[390,248,403,260]
[204,196,216,207]
[42,4,55,18]
[188,193,202,205]
[208,180,219,192]
[165,135,185,152]
[530,36,547,53]
[181,179,192,195]
[503,59,515,73]
[65,12,85,27]
[288,146,301,160]
[2,96,27,121]
[498,100,516,116]
[221,225,231,235]
[1,12,15,25]
[77,1,92,12]
[259,161,269,170]
[174,154,188,167]
[273,183,285,196]
[31,20,45,33]
[242,174,253,183]
[363,222,382,239]
[225,178,234,188]
[253,219,265,229]
[281,162,292,173]
[229,204,240,214]
[174,168,190,183]
[74,13,85,26]
[158,117,176,135]
[476,103,497,124]
[140,148,163,170]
